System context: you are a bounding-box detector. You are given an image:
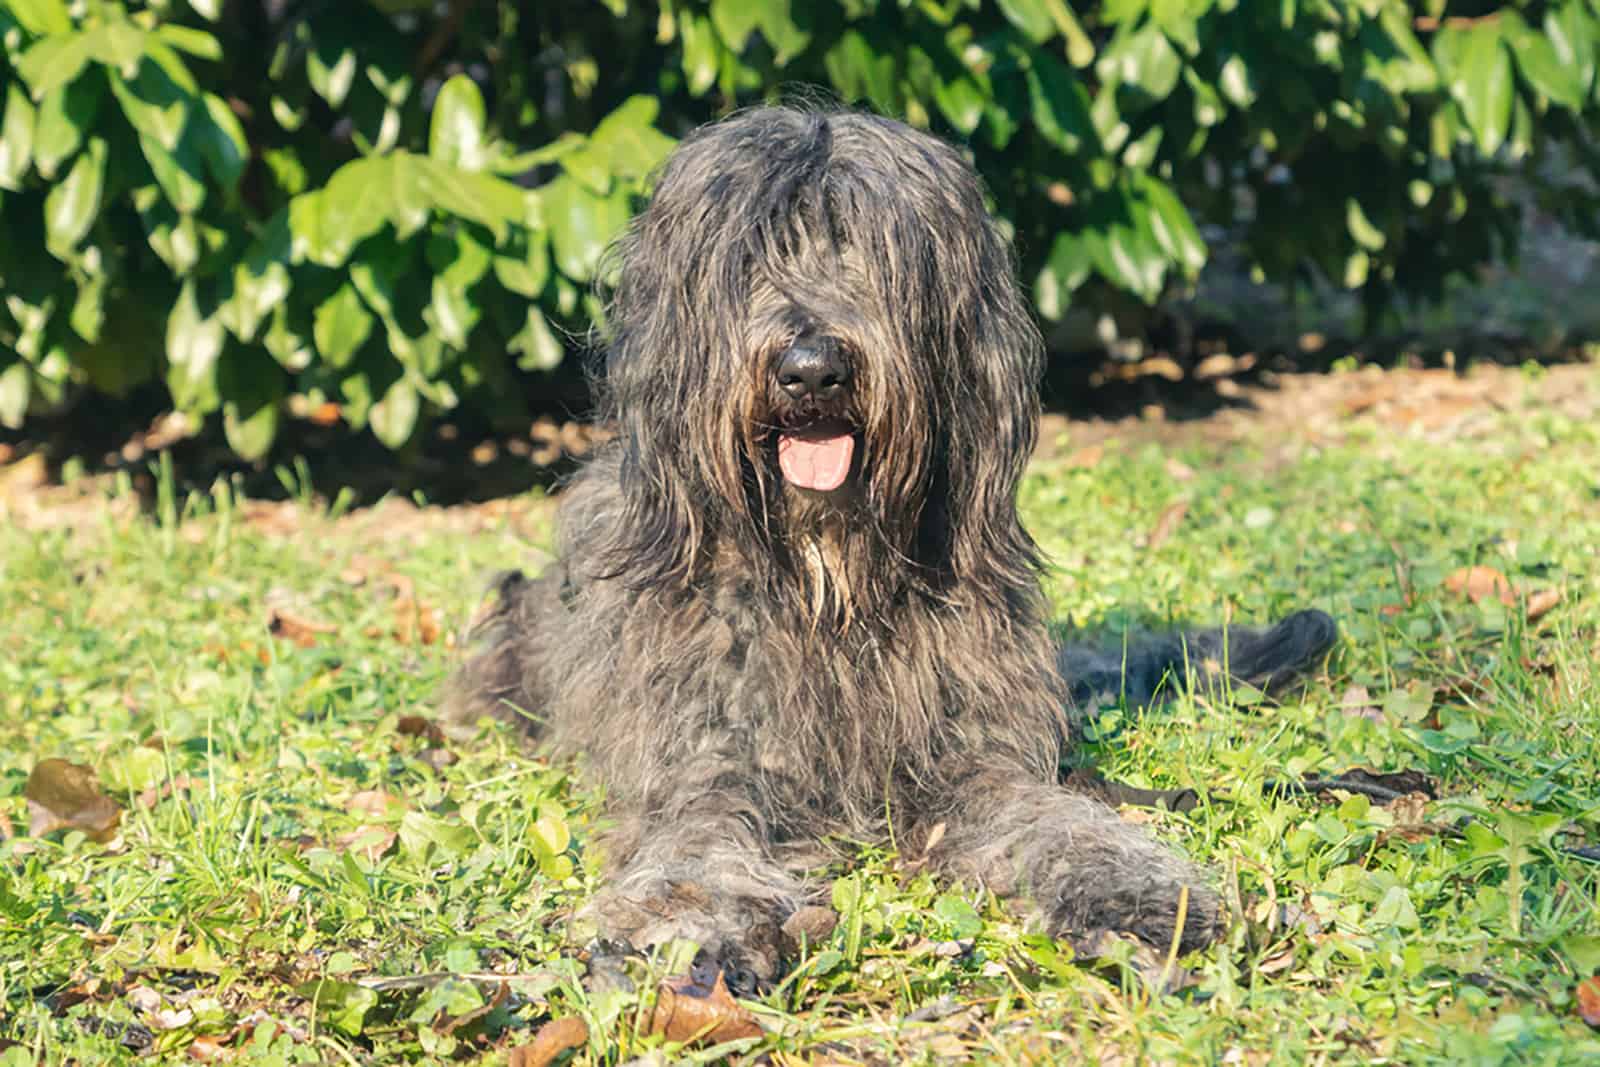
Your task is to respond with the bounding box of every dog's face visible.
[597,107,1046,604]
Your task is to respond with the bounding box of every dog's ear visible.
[930,292,1045,598]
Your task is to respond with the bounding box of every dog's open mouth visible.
[777,421,856,492]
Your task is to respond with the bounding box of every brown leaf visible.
[781,906,839,948]
[1526,587,1563,621]
[1576,977,1600,1027]
[25,759,122,842]
[648,971,763,1046]
[1146,500,1189,550]
[397,715,447,746]
[508,1017,589,1067]
[334,825,398,862]
[137,773,195,811]
[1338,685,1382,722]
[347,789,406,817]
[268,607,336,648]
[392,597,442,646]
[186,1034,232,1061]
[1444,566,1515,607]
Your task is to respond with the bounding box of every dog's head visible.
[598,106,1044,607]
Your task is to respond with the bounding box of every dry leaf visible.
[509,1017,589,1067]
[1526,587,1563,621]
[1577,977,1600,1027]
[1443,566,1515,606]
[268,608,336,648]
[186,1034,232,1061]
[397,715,448,747]
[781,906,839,947]
[347,790,406,817]
[25,759,122,842]
[1146,500,1189,550]
[1338,685,1382,723]
[137,773,195,810]
[648,971,763,1046]
[334,826,398,862]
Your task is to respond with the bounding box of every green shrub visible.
[2,0,1599,457]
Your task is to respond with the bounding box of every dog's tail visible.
[440,569,547,735]
[1056,609,1338,711]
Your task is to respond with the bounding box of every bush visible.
[2,0,1599,457]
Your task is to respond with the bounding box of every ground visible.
[3,359,1600,1065]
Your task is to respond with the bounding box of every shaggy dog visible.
[448,106,1336,991]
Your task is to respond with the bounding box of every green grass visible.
[4,370,1600,1064]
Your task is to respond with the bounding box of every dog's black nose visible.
[777,337,850,401]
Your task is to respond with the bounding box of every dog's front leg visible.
[581,803,803,995]
[929,764,1221,955]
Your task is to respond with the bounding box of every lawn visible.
[3,362,1600,1065]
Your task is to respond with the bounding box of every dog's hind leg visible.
[930,766,1221,955]
[1057,608,1338,711]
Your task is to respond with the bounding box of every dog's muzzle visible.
[774,335,856,492]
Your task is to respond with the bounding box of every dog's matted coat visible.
[449,106,1335,988]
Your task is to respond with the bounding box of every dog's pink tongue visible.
[778,433,854,491]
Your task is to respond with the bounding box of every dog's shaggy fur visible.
[448,106,1336,988]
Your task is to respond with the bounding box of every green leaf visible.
[44,135,104,259]
[0,361,30,429]
[678,12,721,96]
[412,156,531,242]
[492,236,551,299]
[6,0,71,35]
[219,349,284,461]
[933,894,983,938]
[1548,1,1596,100]
[824,29,899,111]
[0,85,37,190]
[370,376,420,448]
[509,306,565,371]
[996,0,1055,44]
[82,20,146,76]
[542,174,630,283]
[297,981,378,1039]
[1217,51,1258,109]
[1345,196,1385,251]
[710,0,810,62]
[139,130,206,213]
[16,32,92,100]
[1098,25,1182,107]
[109,60,191,151]
[585,95,676,182]
[32,72,104,180]
[1025,52,1094,154]
[429,74,487,170]
[932,69,985,135]
[165,280,223,412]
[1359,7,1437,95]
[300,156,394,267]
[1035,232,1091,321]
[195,94,248,190]
[313,284,375,368]
[1435,23,1513,157]
[307,38,357,109]
[1137,174,1206,274]
[154,24,223,61]
[222,209,291,341]
[1505,11,1585,110]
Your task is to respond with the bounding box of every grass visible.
[3,364,1600,1064]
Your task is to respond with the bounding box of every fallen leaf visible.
[347,790,406,817]
[1577,976,1600,1027]
[1338,685,1382,722]
[1146,500,1189,550]
[25,759,122,842]
[136,773,195,810]
[781,906,839,948]
[334,826,399,862]
[392,596,442,646]
[397,715,448,746]
[186,1034,232,1061]
[1164,457,1196,481]
[268,607,336,648]
[509,1017,589,1067]
[648,970,763,1046]
[1443,566,1515,606]
[1526,587,1563,621]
